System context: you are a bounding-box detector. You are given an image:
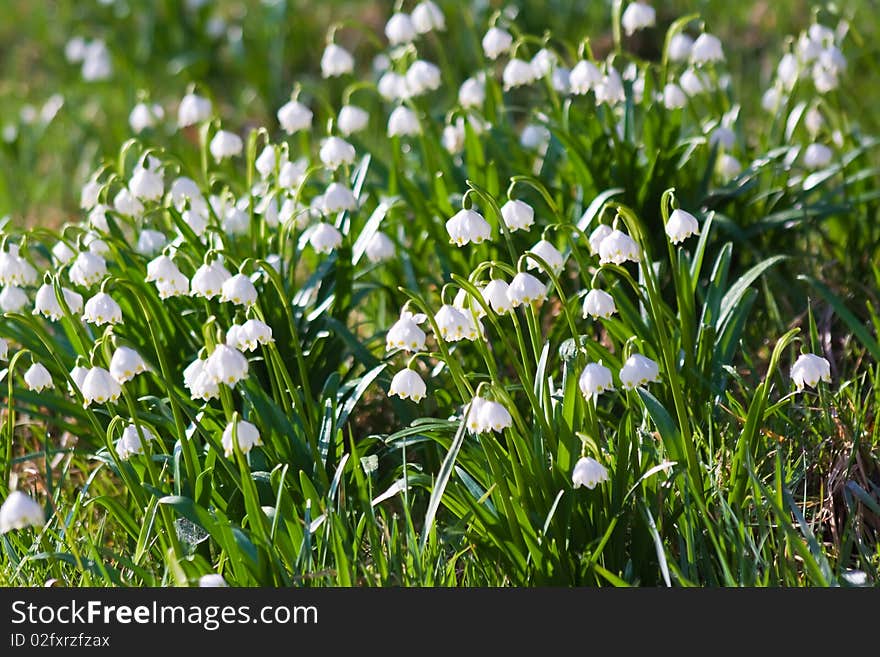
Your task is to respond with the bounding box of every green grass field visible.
[0,0,878,587]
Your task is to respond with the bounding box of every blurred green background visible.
[1,0,877,223]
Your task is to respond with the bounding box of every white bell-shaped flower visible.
[598,229,640,265]
[205,344,249,386]
[80,179,101,210]
[527,240,564,275]
[717,154,742,180]
[0,491,44,534]
[500,200,535,232]
[389,368,427,402]
[465,397,488,433]
[477,399,513,433]
[482,279,512,314]
[679,68,709,96]
[570,60,602,94]
[442,119,465,154]
[220,273,258,307]
[365,231,395,263]
[199,574,228,587]
[619,353,660,389]
[0,285,29,313]
[109,346,148,384]
[69,251,107,287]
[82,292,122,326]
[412,1,445,33]
[231,319,274,352]
[34,284,83,320]
[385,12,416,46]
[190,261,232,300]
[435,304,478,341]
[595,67,625,106]
[183,358,219,401]
[320,43,354,78]
[507,272,546,307]
[319,136,356,170]
[255,144,277,178]
[445,209,491,246]
[52,240,77,265]
[129,102,163,134]
[177,92,212,128]
[24,363,54,392]
[668,33,694,62]
[790,353,831,391]
[503,58,537,90]
[579,362,614,401]
[279,158,308,189]
[663,83,688,109]
[458,77,486,108]
[222,419,262,457]
[531,48,558,78]
[129,166,164,201]
[170,176,205,211]
[665,209,700,244]
[338,105,369,136]
[388,106,421,137]
[405,60,442,96]
[116,424,156,460]
[582,289,616,319]
[209,130,243,161]
[572,456,609,489]
[136,229,167,256]
[482,26,512,60]
[378,71,409,101]
[309,223,343,254]
[386,311,427,352]
[803,143,832,169]
[277,99,313,134]
[322,183,357,213]
[586,224,613,255]
[691,33,724,64]
[81,366,121,405]
[621,2,656,36]
[68,365,89,394]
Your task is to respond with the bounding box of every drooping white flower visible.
[365,231,395,263]
[804,106,824,136]
[34,284,82,320]
[81,366,121,406]
[277,99,313,134]
[80,179,101,210]
[531,48,558,78]
[183,358,219,401]
[221,419,262,457]
[790,353,831,391]
[319,136,356,170]
[386,311,427,352]
[170,176,205,212]
[503,58,537,90]
[209,130,243,161]
[520,124,550,151]
[113,187,144,217]
[177,92,212,128]
[220,273,258,306]
[582,289,617,319]
[482,26,512,60]
[442,119,466,154]
[445,209,491,246]
[84,232,109,257]
[668,33,694,62]
[255,144,278,178]
[221,204,250,236]
[412,1,445,34]
[65,36,88,63]
[435,304,478,341]
[378,72,409,101]
[322,183,357,213]
[82,292,122,326]
[477,399,513,433]
[458,77,486,108]
[465,397,488,433]
[570,60,603,94]
[309,223,343,255]
[320,43,354,78]
[232,319,274,352]
[135,229,167,257]
[110,346,149,383]
[0,491,44,534]
[709,126,736,150]
[405,60,442,96]
[717,153,742,180]
[388,106,421,137]
[579,362,614,401]
[596,67,625,105]
[500,199,535,232]
[338,105,369,136]
[0,286,28,313]
[691,33,724,64]
[190,261,231,300]
[572,456,609,489]
[622,2,656,36]
[526,240,564,275]
[115,424,156,460]
[81,40,112,81]
[129,102,164,134]
[482,279,512,314]
[68,251,107,288]
[52,240,77,266]
[389,369,427,402]
[507,272,546,307]
[679,67,709,96]
[129,165,165,202]
[24,363,54,392]
[205,345,249,386]
[279,158,308,189]
[665,209,700,244]
[598,229,640,265]
[586,224,613,255]
[663,83,687,109]
[552,67,572,93]
[385,12,417,45]
[199,574,228,587]
[803,143,833,169]
[619,353,660,389]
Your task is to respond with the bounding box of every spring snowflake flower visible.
[115,424,156,460]
[277,99,313,134]
[446,209,491,246]
[80,179,101,210]
[309,223,343,254]
[205,345,249,386]
[322,182,357,213]
[0,245,37,286]
[531,48,558,78]
[596,68,625,105]
[389,369,427,402]
[0,338,7,361]
[478,399,513,433]
[190,261,232,300]
[0,285,28,313]
[598,229,640,265]
[411,1,444,33]
[679,68,708,96]
[129,166,164,202]
[570,60,602,94]
[572,457,609,489]
[34,284,82,320]
[582,289,616,319]
[129,102,164,134]
[24,363,54,392]
[319,136,356,170]
[199,574,228,587]
[435,304,478,342]
[668,33,694,61]
[388,106,421,137]
[586,224,612,255]
[805,106,824,136]
[406,60,442,96]
[500,200,535,232]
[82,292,122,326]
[442,119,466,154]
[229,319,274,352]
[220,273,258,306]
[0,491,44,534]
[177,92,212,127]
[113,187,144,217]
[579,362,615,401]
[378,72,409,101]
[183,358,219,401]
[507,272,546,307]
[81,40,112,81]
[365,231,395,263]
[385,12,416,45]
[81,367,121,406]
[222,419,262,457]
[622,2,656,36]
[209,130,243,161]
[110,346,149,384]
[482,26,512,60]
[338,105,369,136]
[458,77,486,108]
[503,58,537,90]
[527,240,564,274]
[619,353,660,389]
[803,143,832,169]
[321,43,354,78]
[170,176,206,211]
[135,229,166,257]
[520,124,550,151]
[481,279,511,314]
[386,311,427,352]
[665,209,700,244]
[790,353,831,391]
[255,144,278,178]
[663,83,687,109]
[717,153,742,180]
[691,33,724,64]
